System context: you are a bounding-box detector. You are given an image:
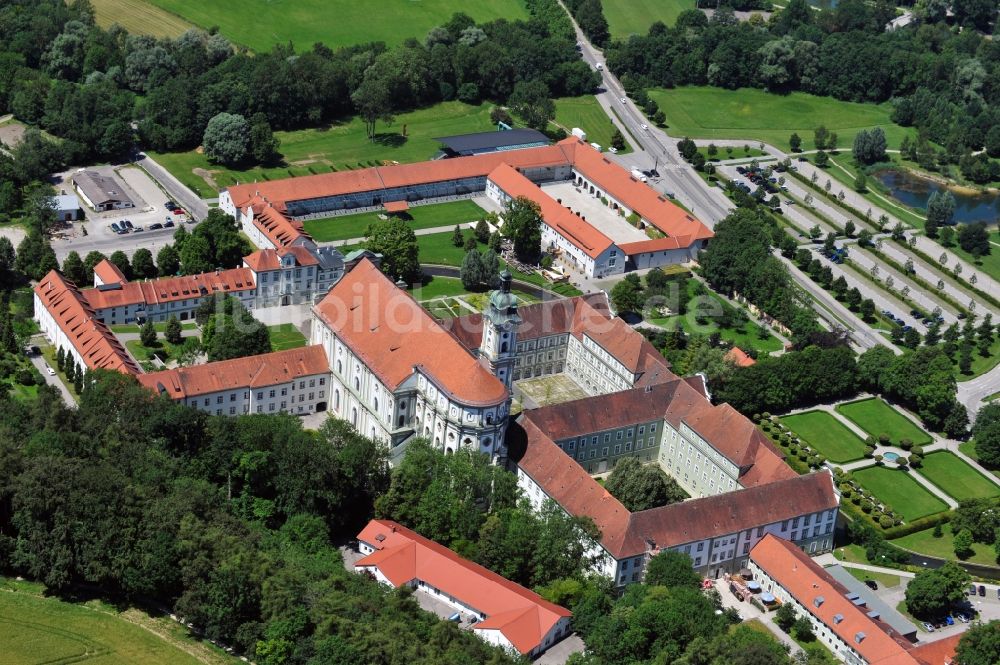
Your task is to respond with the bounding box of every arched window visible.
[351,408,357,426]
[334,389,340,410]
[373,397,379,413]
[486,414,493,425]
[482,437,492,449]
[336,360,342,374]
[354,377,360,391]
[500,342,508,353]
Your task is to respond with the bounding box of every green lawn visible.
[304,200,486,243]
[833,543,871,565]
[125,337,199,365]
[919,452,1000,501]
[780,410,868,463]
[0,576,236,665]
[893,522,1000,566]
[936,228,1000,284]
[152,101,497,196]
[852,466,948,521]
[844,566,902,588]
[603,0,695,37]
[269,324,307,351]
[551,96,628,154]
[110,321,197,334]
[649,279,785,355]
[836,398,932,446]
[649,86,916,153]
[145,0,527,51]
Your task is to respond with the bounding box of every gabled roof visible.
[243,245,320,273]
[249,205,311,248]
[511,416,837,559]
[618,236,690,255]
[488,163,614,260]
[750,535,933,665]
[34,271,140,375]
[92,259,126,286]
[725,347,756,367]
[80,268,257,310]
[356,519,570,654]
[313,259,508,407]
[137,345,327,398]
[908,634,960,665]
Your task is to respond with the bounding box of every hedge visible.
[882,512,952,540]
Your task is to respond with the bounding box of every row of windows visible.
[564,423,657,451]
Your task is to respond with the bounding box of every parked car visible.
[133,226,144,232]
[123,219,133,229]
[45,365,55,376]
[864,580,878,590]
[922,622,935,632]
[111,222,121,233]
[955,612,970,623]
[172,208,185,215]
[978,585,986,596]
[164,220,174,228]
[149,223,163,230]
[969,584,977,595]
[164,200,176,209]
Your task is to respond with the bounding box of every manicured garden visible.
[648,86,914,153]
[918,452,1000,501]
[851,466,948,522]
[836,398,932,446]
[144,0,527,51]
[780,410,868,463]
[268,324,307,351]
[304,200,487,243]
[152,101,496,196]
[893,522,1000,567]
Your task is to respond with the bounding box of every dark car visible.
[149,223,163,230]
[124,219,133,229]
[165,200,176,209]
[164,220,174,228]
[978,585,986,596]
[864,580,878,590]
[969,584,977,595]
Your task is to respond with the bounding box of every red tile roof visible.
[725,347,756,367]
[512,416,837,559]
[313,259,508,407]
[618,237,689,255]
[488,163,613,259]
[561,138,714,244]
[34,271,141,375]
[908,634,960,665]
[682,403,794,482]
[92,259,126,285]
[356,519,570,654]
[80,268,257,310]
[384,200,409,213]
[751,535,930,665]
[249,205,310,248]
[242,246,319,273]
[138,345,327,398]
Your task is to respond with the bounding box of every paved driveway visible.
[28,351,75,406]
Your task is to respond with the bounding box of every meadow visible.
[151,102,496,197]
[552,96,628,153]
[648,87,915,153]
[91,0,193,38]
[602,0,695,38]
[142,0,527,51]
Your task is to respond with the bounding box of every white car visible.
[620,97,627,103]
[45,364,55,376]
[641,123,649,131]
[595,62,603,70]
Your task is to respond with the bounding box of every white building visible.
[355,519,572,658]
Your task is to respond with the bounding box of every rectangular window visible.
[229,406,236,415]
[639,426,645,435]
[615,444,621,454]
[269,390,276,398]
[280,401,287,410]
[256,405,262,413]
[589,450,596,459]
[602,447,609,456]
[269,403,275,411]
[216,395,223,404]
[230,393,236,402]
[627,428,634,438]
[319,377,325,386]
[281,388,288,396]
[650,423,657,432]
[604,433,611,443]
[568,441,575,451]
[616,431,623,441]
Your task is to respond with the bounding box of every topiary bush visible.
[861,501,874,514]
[864,446,876,458]
[911,445,924,457]
[878,433,891,446]
[879,515,894,529]
[899,439,913,451]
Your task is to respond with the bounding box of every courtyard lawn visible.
[835,398,932,446]
[125,337,199,366]
[918,452,1000,501]
[844,566,902,588]
[304,200,486,242]
[603,0,695,37]
[110,320,197,334]
[551,96,628,153]
[852,466,948,521]
[780,410,868,463]
[893,522,1000,566]
[151,101,496,197]
[269,324,307,351]
[413,276,476,301]
[91,0,194,38]
[0,577,236,665]
[144,0,527,51]
[648,86,915,153]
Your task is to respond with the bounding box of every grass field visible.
[852,466,948,521]
[269,324,307,351]
[603,0,695,37]
[0,577,236,665]
[125,337,199,364]
[305,200,486,243]
[144,0,527,51]
[92,0,194,38]
[844,566,901,588]
[152,102,496,196]
[893,522,1000,566]
[934,227,1000,283]
[551,96,627,153]
[919,452,1000,501]
[111,321,197,334]
[836,398,932,446]
[649,87,916,153]
[780,410,868,463]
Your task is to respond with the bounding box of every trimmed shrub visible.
[879,515,894,529]
[899,439,913,451]
[878,434,891,446]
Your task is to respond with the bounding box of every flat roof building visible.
[436,128,549,157]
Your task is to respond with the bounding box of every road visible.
[28,349,76,406]
[136,152,209,222]
[563,5,733,226]
[958,363,1000,417]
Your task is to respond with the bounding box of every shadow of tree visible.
[373,133,407,148]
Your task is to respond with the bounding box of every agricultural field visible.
[780,410,868,463]
[918,452,1000,501]
[143,0,527,51]
[91,0,193,38]
[551,96,627,153]
[602,0,695,38]
[151,102,496,197]
[852,466,948,522]
[0,577,236,665]
[269,324,307,351]
[835,398,932,446]
[304,200,487,243]
[648,87,915,153]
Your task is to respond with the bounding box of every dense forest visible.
[606,0,1000,182]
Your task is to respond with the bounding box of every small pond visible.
[874,169,1000,225]
[882,452,900,463]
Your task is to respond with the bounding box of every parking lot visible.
[50,164,195,262]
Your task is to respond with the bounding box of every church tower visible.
[480,270,521,389]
